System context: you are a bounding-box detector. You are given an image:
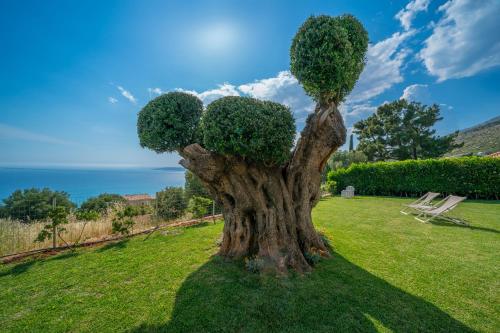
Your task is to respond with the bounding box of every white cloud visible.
[440,103,454,110]
[239,71,297,99]
[148,87,163,97]
[117,86,137,104]
[233,29,415,123]
[341,103,377,118]
[348,30,414,103]
[0,123,77,146]
[400,84,429,101]
[419,0,500,82]
[176,83,240,105]
[170,27,416,131]
[108,97,118,104]
[395,0,430,31]
[239,71,315,119]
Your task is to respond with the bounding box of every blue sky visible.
[1,0,499,168]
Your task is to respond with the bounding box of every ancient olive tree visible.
[137,15,368,273]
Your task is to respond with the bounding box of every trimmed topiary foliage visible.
[328,157,500,200]
[137,92,203,152]
[201,96,295,165]
[290,14,368,103]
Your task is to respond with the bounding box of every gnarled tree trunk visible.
[180,101,345,273]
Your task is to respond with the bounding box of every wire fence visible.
[0,193,223,258]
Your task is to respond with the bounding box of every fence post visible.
[52,197,56,249]
[212,201,216,224]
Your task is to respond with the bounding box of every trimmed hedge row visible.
[327,157,500,199]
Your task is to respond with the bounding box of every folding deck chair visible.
[414,195,468,225]
[400,192,440,215]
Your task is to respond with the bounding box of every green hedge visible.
[327,157,500,199]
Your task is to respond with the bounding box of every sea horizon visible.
[0,166,186,205]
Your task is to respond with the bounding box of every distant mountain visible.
[153,166,185,172]
[446,116,500,156]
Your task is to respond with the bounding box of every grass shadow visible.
[429,218,500,234]
[184,221,211,229]
[49,251,80,261]
[97,239,129,252]
[0,250,79,277]
[405,212,500,234]
[129,253,474,333]
[0,260,36,277]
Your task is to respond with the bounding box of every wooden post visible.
[52,197,56,249]
[212,201,216,224]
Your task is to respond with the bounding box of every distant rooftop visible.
[488,151,500,158]
[122,194,153,201]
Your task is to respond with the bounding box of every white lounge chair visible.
[414,195,468,225]
[400,192,440,215]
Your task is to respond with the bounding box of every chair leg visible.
[441,215,470,226]
[415,212,431,223]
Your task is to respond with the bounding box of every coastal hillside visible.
[446,116,500,156]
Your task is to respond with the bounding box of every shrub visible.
[188,196,213,220]
[321,180,337,195]
[112,218,134,236]
[34,206,70,247]
[75,209,100,222]
[80,193,125,213]
[201,96,295,165]
[322,150,368,182]
[185,170,210,201]
[137,92,203,152]
[2,188,75,222]
[155,187,187,220]
[327,157,500,199]
[111,206,141,236]
[290,15,368,103]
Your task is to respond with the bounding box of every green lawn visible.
[0,196,498,332]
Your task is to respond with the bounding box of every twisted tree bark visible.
[179,101,346,273]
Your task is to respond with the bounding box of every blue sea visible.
[0,167,185,205]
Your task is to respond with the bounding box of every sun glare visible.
[196,22,238,54]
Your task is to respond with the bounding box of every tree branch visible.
[179,144,226,184]
[287,101,346,179]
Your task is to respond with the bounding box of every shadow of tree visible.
[50,251,80,261]
[0,260,36,277]
[0,251,79,277]
[129,253,474,332]
[96,239,129,252]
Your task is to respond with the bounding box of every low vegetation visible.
[0,208,156,257]
[155,187,187,220]
[328,156,500,199]
[187,196,213,221]
[0,188,75,222]
[1,197,498,332]
[0,169,221,257]
[79,193,126,213]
